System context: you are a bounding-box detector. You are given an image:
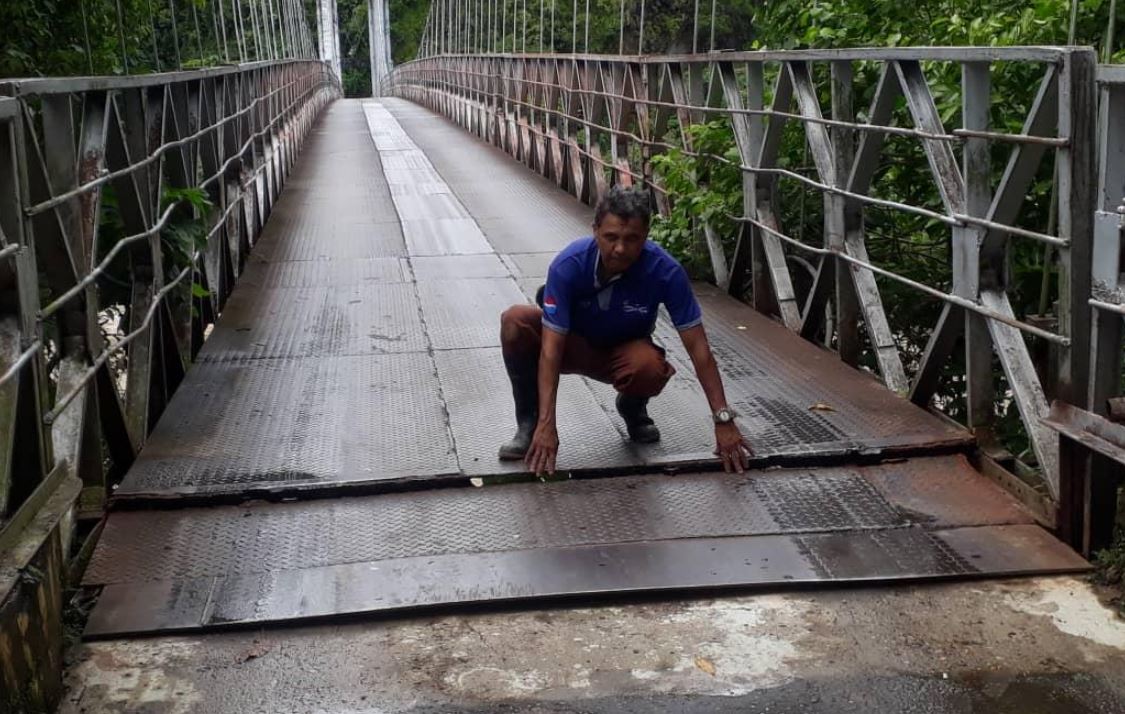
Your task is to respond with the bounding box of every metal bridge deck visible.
[82,99,1085,637]
[113,99,969,500]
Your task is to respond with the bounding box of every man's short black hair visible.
[594,186,652,227]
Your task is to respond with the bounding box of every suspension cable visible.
[146,0,161,71]
[692,0,699,54]
[217,0,230,61]
[79,0,95,73]
[231,0,245,62]
[619,0,625,54]
[709,0,716,52]
[638,0,645,54]
[190,0,205,63]
[169,0,184,68]
[583,0,589,52]
[114,0,130,73]
[571,0,576,53]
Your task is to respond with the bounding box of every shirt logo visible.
[543,296,558,315]
[622,301,650,315]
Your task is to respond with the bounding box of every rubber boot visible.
[498,354,539,460]
[616,393,661,443]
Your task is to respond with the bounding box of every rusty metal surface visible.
[84,521,1085,637]
[86,455,1034,586]
[1043,400,1125,465]
[86,456,1085,637]
[112,353,459,496]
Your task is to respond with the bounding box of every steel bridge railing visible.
[0,60,340,706]
[1038,65,1125,554]
[387,46,1105,543]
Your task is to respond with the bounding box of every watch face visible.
[716,408,732,422]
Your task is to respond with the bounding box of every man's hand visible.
[526,422,559,475]
[715,422,753,473]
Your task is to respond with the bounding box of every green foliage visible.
[751,0,1123,61]
[339,0,372,96]
[160,187,213,275]
[649,121,742,276]
[1,0,320,79]
[94,185,212,309]
[1093,514,1125,614]
[638,0,1124,462]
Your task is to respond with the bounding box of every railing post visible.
[0,95,67,714]
[961,62,995,441]
[0,100,52,514]
[1080,71,1125,553]
[830,60,859,360]
[1055,48,1098,548]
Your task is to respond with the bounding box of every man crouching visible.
[498,186,753,475]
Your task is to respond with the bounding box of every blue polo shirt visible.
[541,237,703,346]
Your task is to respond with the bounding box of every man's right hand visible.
[526,422,559,476]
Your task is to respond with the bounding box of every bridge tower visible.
[316,0,343,80]
[369,0,393,96]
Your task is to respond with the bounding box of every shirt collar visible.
[593,250,625,290]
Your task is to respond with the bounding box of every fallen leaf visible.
[809,402,835,412]
[694,656,716,676]
[238,641,269,663]
[469,477,484,488]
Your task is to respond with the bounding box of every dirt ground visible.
[59,576,1125,714]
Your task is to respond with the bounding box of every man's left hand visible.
[715,422,753,473]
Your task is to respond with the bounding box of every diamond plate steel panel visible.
[795,528,978,579]
[382,167,448,185]
[401,219,494,256]
[433,347,642,475]
[418,278,529,349]
[411,254,509,281]
[476,215,578,254]
[582,304,967,464]
[379,150,435,170]
[114,353,457,496]
[238,258,409,288]
[88,457,1018,585]
[500,252,556,279]
[388,181,452,197]
[691,285,967,449]
[251,221,406,261]
[393,193,470,221]
[383,102,590,255]
[197,283,427,361]
[86,523,1087,637]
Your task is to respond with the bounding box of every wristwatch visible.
[712,406,738,424]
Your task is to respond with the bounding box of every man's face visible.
[593,213,648,275]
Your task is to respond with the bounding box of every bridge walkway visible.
[79,99,1085,637]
